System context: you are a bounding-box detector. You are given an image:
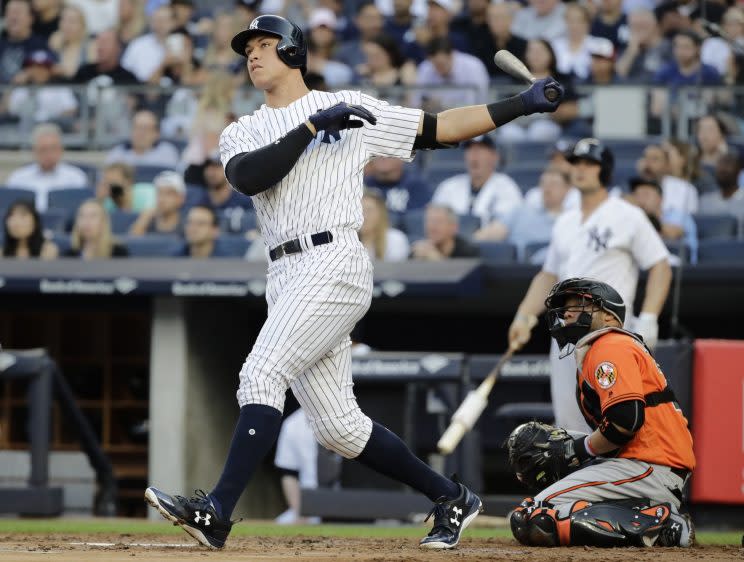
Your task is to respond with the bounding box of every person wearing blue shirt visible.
[175,204,232,258]
[364,157,433,214]
[653,30,721,88]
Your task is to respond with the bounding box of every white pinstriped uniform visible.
[219,90,422,458]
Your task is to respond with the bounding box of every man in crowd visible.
[105,109,180,167]
[129,170,186,236]
[121,5,175,83]
[637,143,699,214]
[410,204,480,260]
[615,9,670,82]
[511,0,567,41]
[96,162,156,213]
[700,152,744,225]
[175,204,228,258]
[70,29,139,84]
[364,157,432,215]
[0,0,46,83]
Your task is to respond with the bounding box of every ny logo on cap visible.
[574,138,600,155]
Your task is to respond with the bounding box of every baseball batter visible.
[145,14,565,549]
[506,278,695,548]
[508,139,673,433]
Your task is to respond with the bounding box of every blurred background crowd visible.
[1,0,743,264]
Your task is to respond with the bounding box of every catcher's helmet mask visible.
[231,15,307,75]
[545,278,625,353]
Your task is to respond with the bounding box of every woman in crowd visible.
[66,199,128,259]
[49,4,96,78]
[696,114,733,169]
[359,188,409,262]
[551,3,594,80]
[357,35,416,88]
[2,200,58,259]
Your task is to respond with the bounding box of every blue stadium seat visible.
[507,142,553,164]
[476,241,517,264]
[215,235,251,257]
[402,209,426,241]
[51,233,71,255]
[184,185,205,209]
[110,211,139,234]
[122,235,181,257]
[697,240,744,264]
[604,139,653,162]
[68,162,98,184]
[388,210,405,231]
[0,187,35,208]
[134,165,174,183]
[459,214,480,238]
[47,188,93,213]
[424,165,464,189]
[41,209,69,233]
[504,168,542,193]
[524,241,549,264]
[694,214,738,240]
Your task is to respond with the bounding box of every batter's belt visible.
[269,231,333,261]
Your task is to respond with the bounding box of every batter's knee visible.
[309,409,373,459]
[236,351,291,410]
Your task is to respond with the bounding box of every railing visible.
[0,83,742,150]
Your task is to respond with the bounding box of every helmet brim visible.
[231,28,282,57]
[566,154,601,166]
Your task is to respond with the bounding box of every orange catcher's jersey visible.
[577,330,695,471]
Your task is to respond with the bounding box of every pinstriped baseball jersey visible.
[219,90,422,249]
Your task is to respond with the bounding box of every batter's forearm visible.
[435,97,526,144]
[225,124,315,196]
[641,259,672,315]
[516,271,557,318]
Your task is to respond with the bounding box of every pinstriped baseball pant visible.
[237,229,374,458]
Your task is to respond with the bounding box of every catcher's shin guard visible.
[510,498,675,547]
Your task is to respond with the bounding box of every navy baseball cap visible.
[629,176,662,194]
[463,134,498,150]
[24,49,58,67]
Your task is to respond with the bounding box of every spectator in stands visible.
[337,3,385,70]
[201,11,243,75]
[175,204,228,257]
[699,7,744,79]
[2,199,59,259]
[511,0,567,42]
[5,123,88,212]
[356,35,416,89]
[591,0,628,49]
[497,39,581,142]
[582,37,619,84]
[305,9,353,87]
[117,0,147,46]
[432,135,522,239]
[49,4,96,79]
[382,0,416,48]
[696,114,733,171]
[2,49,79,130]
[149,28,206,86]
[70,28,139,84]
[483,2,527,81]
[451,0,491,70]
[31,0,63,40]
[653,30,721,88]
[0,0,47,83]
[201,152,252,230]
[363,156,431,214]
[700,152,744,223]
[506,167,572,263]
[129,170,185,236]
[121,5,174,82]
[415,37,489,111]
[629,176,698,263]
[66,0,118,35]
[104,109,180,167]
[637,143,699,214]
[663,138,712,194]
[552,3,595,81]
[654,1,689,40]
[615,9,670,82]
[97,162,155,213]
[407,0,469,63]
[410,204,479,260]
[66,199,129,258]
[170,0,198,35]
[359,188,410,261]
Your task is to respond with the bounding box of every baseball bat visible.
[437,347,516,455]
[493,50,560,102]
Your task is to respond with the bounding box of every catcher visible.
[506,277,695,548]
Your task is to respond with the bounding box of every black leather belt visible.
[269,231,333,261]
[670,466,690,480]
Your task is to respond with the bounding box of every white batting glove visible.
[633,312,659,349]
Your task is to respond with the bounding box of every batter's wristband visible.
[486,95,527,128]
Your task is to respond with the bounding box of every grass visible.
[0,519,739,545]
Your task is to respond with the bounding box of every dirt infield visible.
[0,534,741,562]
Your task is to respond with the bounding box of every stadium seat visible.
[507,141,553,165]
[41,209,69,233]
[402,209,426,241]
[47,188,93,213]
[51,233,71,254]
[504,168,542,193]
[459,214,480,238]
[697,240,744,264]
[68,162,99,184]
[134,165,173,183]
[694,214,739,240]
[476,241,517,264]
[604,139,654,162]
[424,165,464,189]
[184,185,205,209]
[523,241,550,264]
[215,235,251,257]
[122,235,181,257]
[110,211,139,234]
[0,187,35,208]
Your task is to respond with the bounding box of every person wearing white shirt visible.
[511,0,567,41]
[5,123,88,212]
[66,0,119,35]
[507,138,672,433]
[432,134,523,240]
[121,5,172,82]
[551,4,596,80]
[105,109,180,168]
[637,143,699,215]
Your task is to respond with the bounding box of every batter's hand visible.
[308,102,377,133]
[508,313,537,351]
[519,77,564,114]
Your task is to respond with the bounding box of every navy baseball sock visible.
[355,422,459,502]
[210,404,283,520]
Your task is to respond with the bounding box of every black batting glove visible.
[308,102,377,133]
[519,76,564,114]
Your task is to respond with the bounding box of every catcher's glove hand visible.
[505,421,583,491]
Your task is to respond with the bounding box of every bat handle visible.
[544,85,560,102]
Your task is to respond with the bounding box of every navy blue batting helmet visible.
[566,138,614,186]
[231,15,307,75]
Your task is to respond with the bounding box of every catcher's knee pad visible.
[309,408,373,459]
[570,499,672,547]
[510,498,576,547]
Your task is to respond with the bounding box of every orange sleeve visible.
[583,339,645,413]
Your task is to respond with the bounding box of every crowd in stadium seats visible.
[1,0,744,263]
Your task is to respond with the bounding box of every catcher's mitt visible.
[505,421,582,491]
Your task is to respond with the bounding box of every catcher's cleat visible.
[419,480,483,549]
[657,511,695,548]
[145,487,232,548]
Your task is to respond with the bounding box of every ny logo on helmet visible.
[249,19,259,29]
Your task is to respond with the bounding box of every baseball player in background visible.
[145,14,565,550]
[506,277,695,548]
[508,139,673,433]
